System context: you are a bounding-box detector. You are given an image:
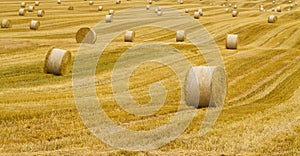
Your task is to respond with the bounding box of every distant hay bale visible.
[57,0,61,4]
[272,0,276,4]
[233,4,237,9]
[124,30,135,42]
[272,8,275,11]
[176,30,185,42]
[98,6,103,11]
[148,0,152,4]
[30,20,40,30]
[28,6,35,12]
[109,9,114,15]
[105,15,112,23]
[116,0,121,4]
[89,1,94,5]
[1,19,12,28]
[19,8,26,16]
[68,6,74,10]
[35,1,40,6]
[232,10,238,17]
[225,8,229,12]
[194,11,199,19]
[146,5,150,10]
[268,15,277,23]
[228,3,232,7]
[226,34,238,49]
[44,48,72,76]
[157,6,162,11]
[76,27,97,44]
[21,2,26,8]
[185,66,226,108]
[276,6,281,12]
[179,0,183,4]
[185,8,189,13]
[157,11,162,16]
[37,10,45,17]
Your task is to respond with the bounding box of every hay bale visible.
[179,0,183,4]
[226,34,238,49]
[105,15,112,23]
[37,9,45,17]
[21,2,26,8]
[35,1,40,6]
[148,0,152,4]
[185,8,189,13]
[232,10,238,17]
[109,9,114,15]
[272,0,276,4]
[124,30,135,42]
[157,6,162,11]
[98,6,103,11]
[19,8,26,16]
[194,11,199,19]
[276,6,281,12]
[228,3,232,7]
[30,20,40,30]
[68,6,74,10]
[116,0,121,4]
[268,15,277,23]
[176,30,185,42]
[185,66,226,108]
[233,4,237,9]
[28,6,35,12]
[89,1,94,5]
[44,48,72,76]
[157,11,162,16]
[225,8,229,13]
[146,5,150,10]
[1,19,12,28]
[76,27,97,44]
[272,8,275,11]
[57,0,61,4]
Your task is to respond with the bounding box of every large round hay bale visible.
[185,8,189,13]
[108,9,114,15]
[28,6,35,12]
[76,27,97,44]
[21,2,26,8]
[232,10,238,17]
[194,11,199,19]
[233,4,237,9]
[116,0,121,4]
[176,30,185,42]
[226,34,238,49]
[37,9,45,17]
[185,66,226,108]
[1,19,12,28]
[44,48,72,76]
[148,0,152,4]
[124,30,135,42]
[57,0,61,4]
[276,6,281,12]
[30,20,40,30]
[146,5,150,10]
[19,8,26,16]
[35,1,40,6]
[98,6,103,11]
[105,15,112,23]
[268,15,277,23]
[225,8,229,13]
[68,6,74,10]
[89,1,94,5]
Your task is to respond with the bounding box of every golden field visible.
[0,0,300,155]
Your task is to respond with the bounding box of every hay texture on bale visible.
[28,6,35,12]
[76,27,97,44]
[37,10,45,17]
[105,15,112,23]
[176,30,185,42]
[185,66,226,108]
[35,1,40,6]
[44,48,72,76]
[268,15,277,23]
[19,8,26,16]
[226,34,238,49]
[124,30,135,42]
[194,11,199,19]
[232,10,238,17]
[30,20,40,30]
[98,6,103,11]
[1,19,12,28]
[68,6,74,10]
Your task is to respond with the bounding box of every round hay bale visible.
[30,20,40,30]
[272,0,276,4]
[21,2,26,8]
[28,6,35,12]
[44,48,72,76]
[179,0,183,4]
[198,8,202,12]
[185,66,226,108]
[157,11,162,16]
[228,3,232,7]
[68,6,74,10]
[116,0,121,4]
[176,30,185,42]
[19,8,26,16]
[1,19,12,28]
[225,8,229,13]
[146,5,150,10]
[276,6,281,12]
[199,10,204,16]
[124,30,135,42]
[194,11,199,19]
[108,9,114,15]
[57,0,61,4]
[268,15,277,23]
[148,0,152,4]
[226,34,238,49]
[157,6,162,11]
[98,6,103,11]
[105,15,112,23]
[35,1,40,6]
[232,10,238,17]
[233,4,237,9]
[185,8,189,13]
[37,9,45,17]
[272,8,275,11]
[89,1,94,5]
[76,27,97,44]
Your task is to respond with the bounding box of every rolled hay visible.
[105,15,112,23]
[157,11,162,16]
[108,9,114,15]
[35,1,40,6]
[148,0,152,4]
[37,10,45,17]
[259,7,265,12]
[194,11,199,19]
[233,4,237,9]
[89,1,93,5]
[199,10,204,16]
[21,2,26,8]
[179,0,183,4]
[228,3,232,7]
[272,8,275,11]
[98,6,103,11]
[176,30,185,42]
[232,10,238,17]
[76,27,97,44]
[68,6,74,10]
[225,8,229,12]
[185,8,189,13]
[19,8,26,16]
[272,0,276,4]
[1,19,12,28]
[268,15,277,23]
[226,34,238,49]
[157,6,162,11]
[28,6,35,12]
[146,5,150,10]
[116,0,121,4]
[276,6,281,12]
[185,66,226,108]
[44,48,72,76]
[124,30,135,42]
[29,20,40,30]
[57,0,61,4]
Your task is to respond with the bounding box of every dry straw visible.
[194,11,199,19]
[226,34,238,49]
[76,27,97,44]
[185,66,226,108]
[35,1,39,6]
[1,19,12,28]
[98,6,103,11]
[44,48,72,76]
[105,15,112,23]
[19,8,26,16]
[124,30,135,42]
[232,10,238,17]
[21,2,26,8]
[268,15,277,23]
[30,20,40,30]
[176,30,185,42]
[37,10,45,17]
[28,6,35,12]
